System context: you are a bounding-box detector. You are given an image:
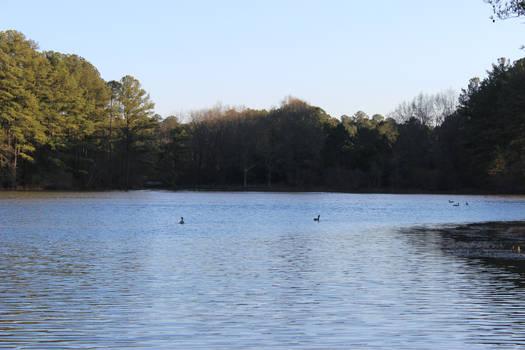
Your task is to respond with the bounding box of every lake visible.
[1,191,525,349]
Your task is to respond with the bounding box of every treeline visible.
[1,30,525,192]
[0,30,158,189]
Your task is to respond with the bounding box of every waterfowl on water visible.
[448,200,454,203]
[453,203,460,207]
[179,217,184,224]
[314,215,320,222]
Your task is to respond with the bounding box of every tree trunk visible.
[243,165,255,187]
[9,142,18,188]
[266,160,272,188]
[108,104,113,185]
[125,130,130,190]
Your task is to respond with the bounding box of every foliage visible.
[0,31,44,186]
[455,57,525,191]
[485,0,525,20]
[111,75,158,189]
[1,29,525,193]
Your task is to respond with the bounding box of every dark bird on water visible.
[314,215,320,222]
[179,217,184,224]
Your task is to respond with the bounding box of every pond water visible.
[1,191,525,349]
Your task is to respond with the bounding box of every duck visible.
[313,215,320,222]
[453,203,460,207]
[179,217,184,224]
[448,200,454,203]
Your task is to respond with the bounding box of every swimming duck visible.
[179,217,184,224]
[314,215,320,222]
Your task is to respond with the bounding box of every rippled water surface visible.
[1,191,525,349]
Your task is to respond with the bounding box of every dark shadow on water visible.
[401,221,525,282]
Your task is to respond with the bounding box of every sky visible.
[2,0,524,119]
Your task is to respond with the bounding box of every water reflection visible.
[399,223,525,347]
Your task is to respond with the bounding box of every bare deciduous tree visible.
[388,90,458,127]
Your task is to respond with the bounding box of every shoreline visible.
[2,185,525,196]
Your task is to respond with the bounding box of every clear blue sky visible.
[2,0,524,119]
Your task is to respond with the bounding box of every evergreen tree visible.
[113,75,158,189]
[0,30,45,187]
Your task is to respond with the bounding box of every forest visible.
[1,29,525,193]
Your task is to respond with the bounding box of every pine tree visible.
[0,30,46,187]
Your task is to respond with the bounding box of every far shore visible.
[2,184,525,196]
